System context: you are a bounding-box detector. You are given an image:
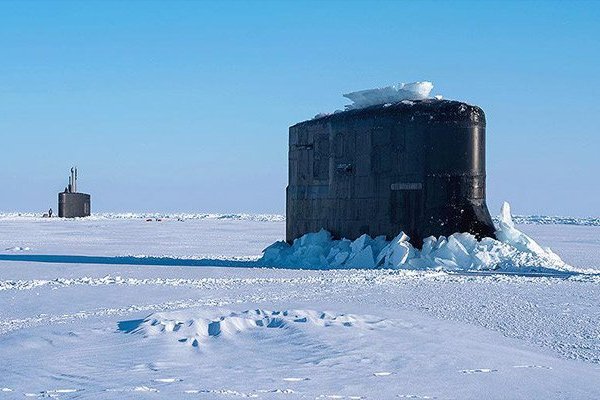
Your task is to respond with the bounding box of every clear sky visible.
[1,1,598,216]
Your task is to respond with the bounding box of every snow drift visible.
[260,202,575,273]
[343,81,434,109]
[122,309,386,347]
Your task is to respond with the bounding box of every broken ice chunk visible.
[495,202,546,255]
[343,81,434,109]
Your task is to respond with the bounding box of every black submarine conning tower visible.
[58,167,91,218]
[286,99,496,247]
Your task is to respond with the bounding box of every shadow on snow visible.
[0,253,595,280]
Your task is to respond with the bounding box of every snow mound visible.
[260,202,576,273]
[344,81,434,110]
[121,309,386,347]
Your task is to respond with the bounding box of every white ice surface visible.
[0,217,281,258]
[0,212,285,222]
[0,211,599,398]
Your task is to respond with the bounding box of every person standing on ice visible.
[48,208,53,218]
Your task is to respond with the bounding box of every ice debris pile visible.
[122,309,385,347]
[261,202,574,273]
[343,81,434,110]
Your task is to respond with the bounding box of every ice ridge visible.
[260,202,577,273]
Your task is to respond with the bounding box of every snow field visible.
[0,206,599,398]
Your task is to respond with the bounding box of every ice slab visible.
[343,81,434,109]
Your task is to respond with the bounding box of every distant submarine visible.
[286,83,496,246]
[58,167,91,218]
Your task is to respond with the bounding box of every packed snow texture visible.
[261,202,575,273]
[343,81,434,109]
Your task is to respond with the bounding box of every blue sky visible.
[0,1,598,216]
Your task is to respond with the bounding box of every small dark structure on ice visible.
[286,99,496,246]
[58,167,91,218]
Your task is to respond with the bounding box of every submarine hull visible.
[286,99,496,246]
[58,192,91,218]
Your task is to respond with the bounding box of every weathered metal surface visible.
[286,99,496,246]
[58,192,91,218]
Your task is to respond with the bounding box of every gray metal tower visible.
[58,167,91,218]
